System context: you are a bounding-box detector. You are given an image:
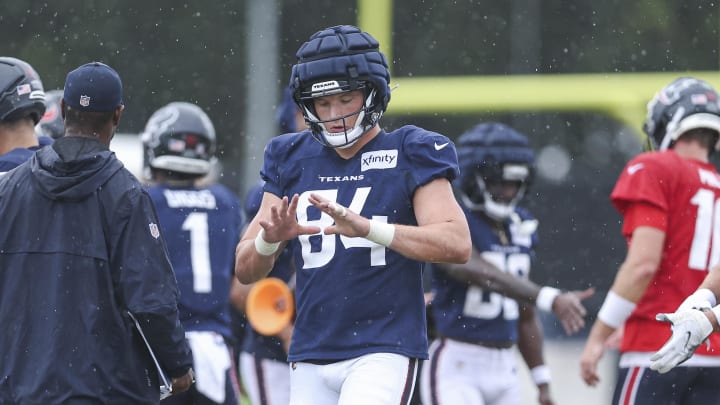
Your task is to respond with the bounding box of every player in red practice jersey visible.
[580,77,720,404]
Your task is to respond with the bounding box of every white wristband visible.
[597,291,636,329]
[691,288,717,307]
[536,286,561,313]
[693,288,717,307]
[530,365,551,385]
[365,220,395,247]
[254,230,280,256]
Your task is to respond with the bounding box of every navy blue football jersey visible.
[431,206,538,343]
[147,183,242,338]
[261,126,459,362]
[242,181,295,361]
[0,135,53,174]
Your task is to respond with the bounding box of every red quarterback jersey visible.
[611,150,720,356]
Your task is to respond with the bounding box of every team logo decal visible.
[80,95,90,107]
[149,222,160,239]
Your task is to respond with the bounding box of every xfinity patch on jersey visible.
[361,149,398,172]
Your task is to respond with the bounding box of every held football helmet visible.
[644,77,720,151]
[290,25,391,148]
[0,57,45,124]
[456,123,535,220]
[35,89,64,138]
[141,102,216,176]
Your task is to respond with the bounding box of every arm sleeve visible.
[611,154,670,215]
[404,128,460,189]
[610,154,670,238]
[113,189,193,377]
[261,137,284,198]
[620,202,667,237]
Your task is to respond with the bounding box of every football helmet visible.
[644,77,720,150]
[456,123,535,220]
[290,25,391,148]
[0,57,45,124]
[35,89,64,138]
[141,101,216,176]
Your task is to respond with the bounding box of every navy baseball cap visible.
[63,62,123,112]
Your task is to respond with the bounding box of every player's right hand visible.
[259,194,320,243]
[552,287,595,335]
[649,310,713,373]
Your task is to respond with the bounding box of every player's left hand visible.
[259,194,321,244]
[308,193,370,238]
[649,309,713,373]
[552,287,595,336]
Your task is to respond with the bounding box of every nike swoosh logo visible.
[627,163,644,175]
[434,142,449,151]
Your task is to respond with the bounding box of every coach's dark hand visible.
[171,368,195,394]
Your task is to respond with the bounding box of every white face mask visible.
[304,107,369,149]
[482,194,517,220]
[470,171,529,221]
[303,89,379,149]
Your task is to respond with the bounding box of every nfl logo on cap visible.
[79,95,90,107]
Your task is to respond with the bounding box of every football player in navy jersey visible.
[421,123,593,405]
[142,101,242,405]
[0,57,52,174]
[234,25,472,405]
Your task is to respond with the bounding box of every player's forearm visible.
[388,220,471,264]
[517,308,545,368]
[234,238,279,284]
[518,309,552,389]
[610,226,662,302]
[438,249,540,304]
[609,259,656,303]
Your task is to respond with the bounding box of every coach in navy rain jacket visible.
[0,62,193,404]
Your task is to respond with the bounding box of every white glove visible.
[649,309,713,374]
[676,289,715,312]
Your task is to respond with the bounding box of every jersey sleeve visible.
[403,126,460,189]
[261,134,294,198]
[620,201,668,237]
[611,153,671,216]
